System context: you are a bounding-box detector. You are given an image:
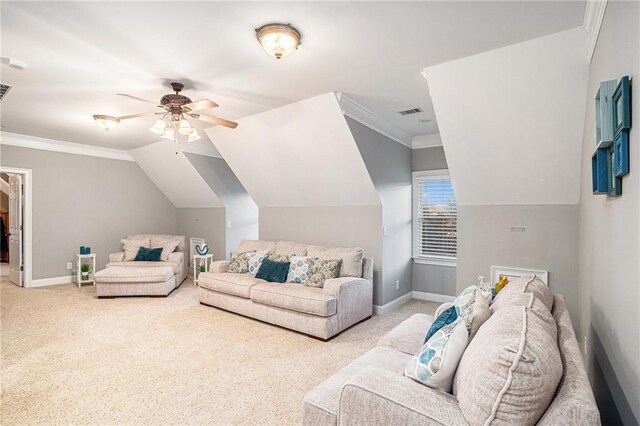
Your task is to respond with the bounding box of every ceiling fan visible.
[93,82,237,142]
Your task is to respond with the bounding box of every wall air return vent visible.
[398,107,423,116]
[0,84,12,102]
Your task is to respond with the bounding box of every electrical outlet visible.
[66,262,73,270]
[395,280,399,290]
[227,221,232,229]
[583,336,588,354]
[383,226,388,236]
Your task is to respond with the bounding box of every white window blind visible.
[414,173,457,261]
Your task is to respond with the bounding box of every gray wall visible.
[259,206,383,304]
[457,204,579,324]
[185,153,258,258]
[348,118,413,305]
[412,146,457,296]
[0,145,176,280]
[578,2,639,423]
[176,208,226,262]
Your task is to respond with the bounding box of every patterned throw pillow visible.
[227,251,253,274]
[121,238,149,262]
[267,253,290,263]
[404,318,469,392]
[453,285,491,340]
[247,249,271,275]
[287,256,315,284]
[305,259,342,288]
[424,305,458,343]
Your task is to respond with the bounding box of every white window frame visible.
[412,170,457,267]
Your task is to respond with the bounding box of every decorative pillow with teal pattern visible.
[453,285,491,340]
[247,249,271,275]
[305,259,342,288]
[287,256,316,284]
[404,318,469,393]
[424,305,458,343]
[267,253,290,263]
[227,251,253,274]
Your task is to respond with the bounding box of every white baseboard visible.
[412,291,455,304]
[30,275,74,287]
[373,291,414,315]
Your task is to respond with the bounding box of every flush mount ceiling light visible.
[255,23,301,59]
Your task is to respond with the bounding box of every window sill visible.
[413,257,457,268]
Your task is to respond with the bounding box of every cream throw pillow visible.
[121,238,149,262]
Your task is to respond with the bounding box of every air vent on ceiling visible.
[398,107,423,116]
[0,84,12,102]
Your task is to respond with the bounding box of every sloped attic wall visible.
[205,93,386,304]
[184,153,258,259]
[423,28,589,323]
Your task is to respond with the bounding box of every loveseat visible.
[303,278,600,425]
[97,234,188,297]
[198,239,373,340]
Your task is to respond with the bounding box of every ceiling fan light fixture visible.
[150,119,167,135]
[178,119,192,135]
[255,23,301,59]
[161,127,175,140]
[93,115,120,131]
[188,129,201,142]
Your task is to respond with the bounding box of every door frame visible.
[0,167,32,287]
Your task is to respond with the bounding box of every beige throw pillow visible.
[307,246,364,278]
[121,238,149,262]
[305,259,342,288]
[491,275,553,313]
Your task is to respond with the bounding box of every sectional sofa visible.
[198,239,373,340]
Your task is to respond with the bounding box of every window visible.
[413,170,457,266]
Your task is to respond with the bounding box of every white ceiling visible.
[1,1,584,150]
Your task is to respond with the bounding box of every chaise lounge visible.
[198,239,373,340]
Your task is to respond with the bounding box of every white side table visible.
[76,253,96,287]
[193,254,214,286]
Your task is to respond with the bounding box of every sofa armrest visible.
[323,277,370,298]
[434,302,454,318]
[109,252,125,262]
[338,367,468,425]
[210,260,229,273]
[168,251,184,265]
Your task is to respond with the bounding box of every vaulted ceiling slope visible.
[1,1,584,149]
[423,28,589,206]
[205,93,380,208]
[129,141,223,208]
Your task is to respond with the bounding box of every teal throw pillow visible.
[134,246,163,262]
[424,305,458,343]
[255,258,290,283]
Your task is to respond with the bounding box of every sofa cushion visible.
[151,237,181,261]
[250,283,337,317]
[491,275,553,313]
[304,346,412,425]
[95,266,174,283]
[307,246,364,278]
[306,259,342,288]
[106,261,180,274]
[198,272,266,299]
[273,240,308,256]
[236,239,276,254]
[127,234,186,252]
[453,294,562,426]
[378,313,435,355]
[121,238,149,261]
[134,246,163,262]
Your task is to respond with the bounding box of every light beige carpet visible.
[1,276,437,425]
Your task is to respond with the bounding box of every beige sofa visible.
[97,234,188,297]
[198,239,373,340]
[303,293,600,425]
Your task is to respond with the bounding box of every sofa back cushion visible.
[306,246,364,278]
[127,234,186,252]
[121,238,149,261]
[453,293,562,426]
[236,239,277,254]
[491,275,553,313]
[274,241,308,256]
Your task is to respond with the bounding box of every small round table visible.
[193,254,214,286]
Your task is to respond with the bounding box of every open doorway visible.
[0,167,32,287]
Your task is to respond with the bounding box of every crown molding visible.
[583,0,608,63]
[0,131,134,162]
[412,133,442,149]
[336,92,414,148]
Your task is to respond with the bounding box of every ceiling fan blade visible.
[191,113,238,129]
[117,111,161,121]
[117,93,161,106]
[183,99,218,111]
